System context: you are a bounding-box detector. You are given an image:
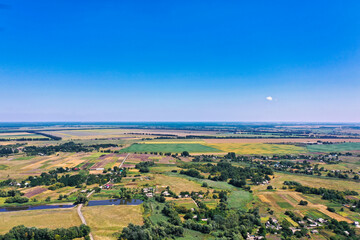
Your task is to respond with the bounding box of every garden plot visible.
[23,186,47,198]
[124,154,175,167]
[89,153,119,170]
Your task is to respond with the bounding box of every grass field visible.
[146,174,205,194]
[171,198,198,209]
[0,208,81,234]
[227,190,253,210]
[307,142,360,152]
[120,143,222,153]
[204,143,305,155]
[82,205,143,240]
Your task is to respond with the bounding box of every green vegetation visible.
[227,190,253,210]
[0,224,90,240]
[1,123,360,240]
[307,142,360,152]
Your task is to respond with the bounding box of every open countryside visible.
[0,123,359,240]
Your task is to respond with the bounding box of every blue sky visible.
[0,1,359,122]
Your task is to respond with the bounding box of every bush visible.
[327,207,336,212]
[74,194,88,205]
[5,196,29,204]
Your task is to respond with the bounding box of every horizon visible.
[1,1,360,122]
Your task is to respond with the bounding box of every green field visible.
[307,142,360,152]
[227,190,253,210]
[277,201,293,209]
[120,143,223,153]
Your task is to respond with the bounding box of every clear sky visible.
[0,1,359,122]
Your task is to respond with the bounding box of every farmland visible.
[82,205,143,240]
[0,123,360,239]
[0,132,50,140]
[120,143,222,153]
[204,143,306,155]
[307,142,360,152]
[0,208,81,234]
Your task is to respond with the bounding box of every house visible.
[162,191,171,196]
[104,184,113,189]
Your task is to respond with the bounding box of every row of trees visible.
[180,162,273,187]
[0,225,90,240]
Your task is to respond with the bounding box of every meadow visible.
[307,142,360,152]
[120,143,222,153]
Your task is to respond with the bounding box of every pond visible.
[0,199,143,212]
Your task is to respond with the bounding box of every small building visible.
[162,191,171,196]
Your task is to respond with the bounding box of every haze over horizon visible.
[1,1,360,122]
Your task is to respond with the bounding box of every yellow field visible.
[266,172,360,192]
[142,141,205,144]
[204,143,306,155]
[146,174,205,194]
[0,208,81,234]
[82,205,143,240]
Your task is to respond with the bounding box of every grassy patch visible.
[0,164,8,170]
[277,201,293,209]
[228,190,253,210]
[145,200,168,224]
